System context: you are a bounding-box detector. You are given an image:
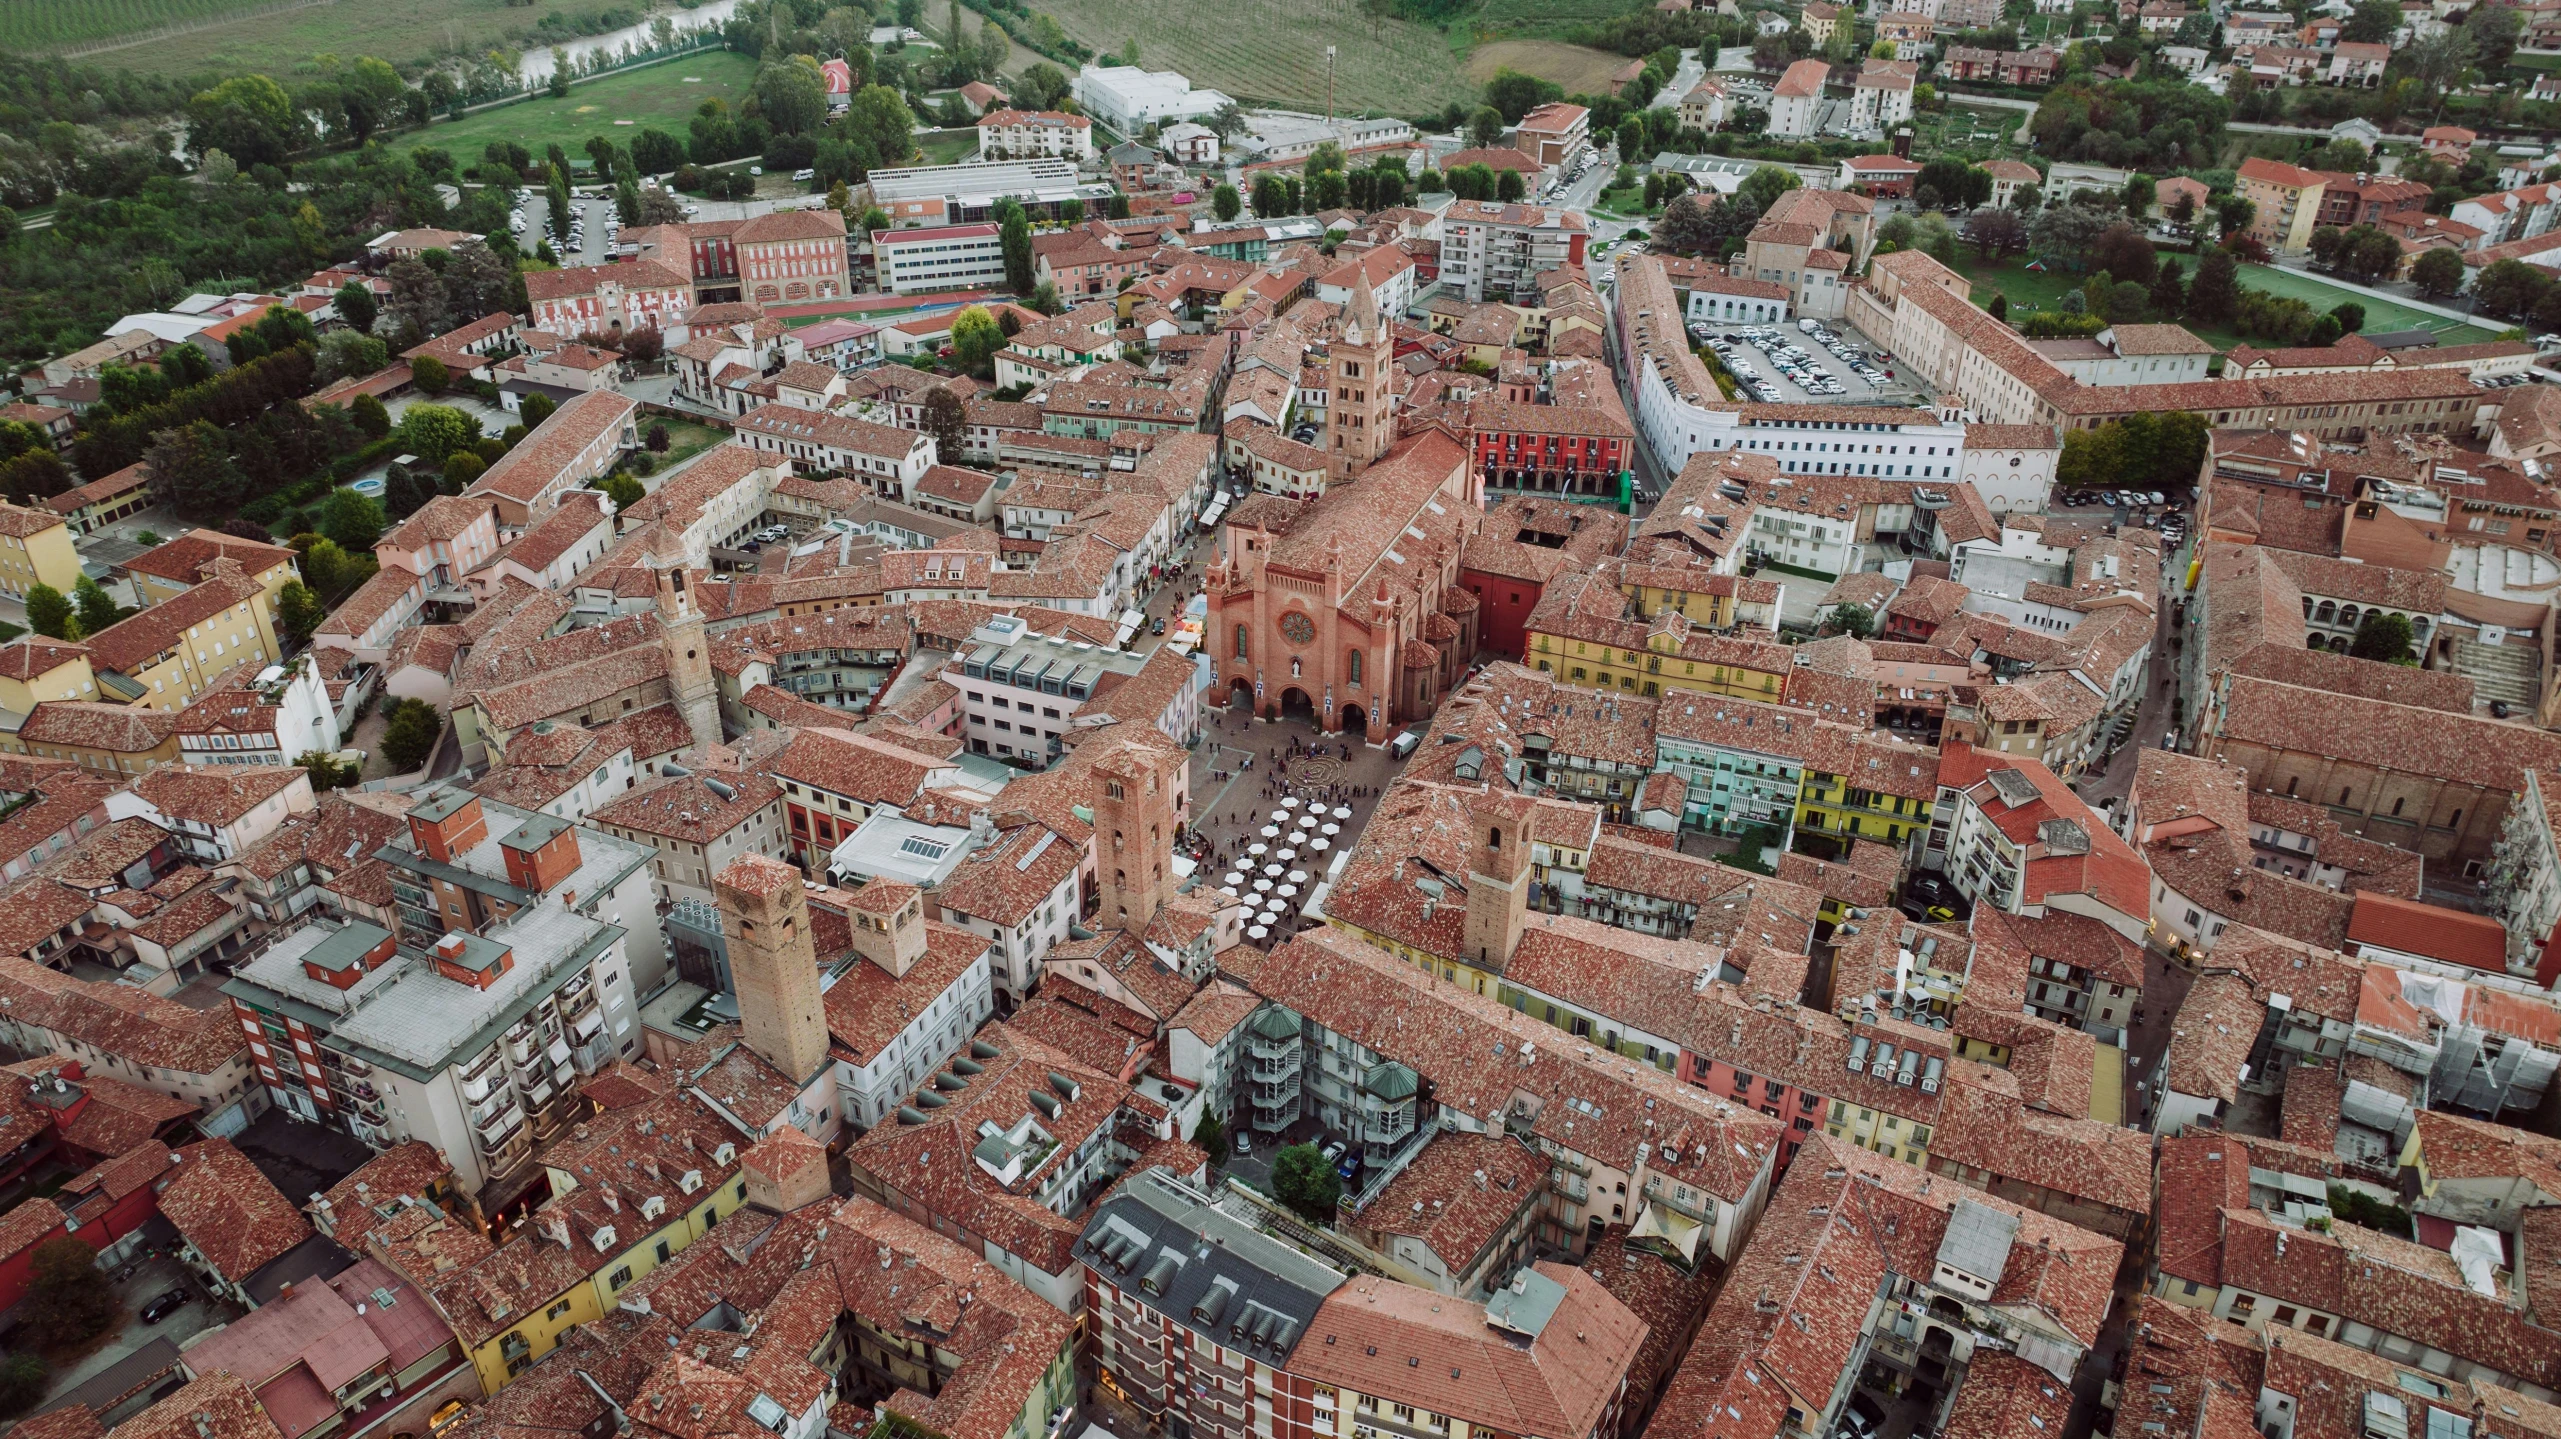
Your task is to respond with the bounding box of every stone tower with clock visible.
[1328,280,1395,478]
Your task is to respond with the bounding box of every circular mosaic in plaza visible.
[1294,757,1344,785]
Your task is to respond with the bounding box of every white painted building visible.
[1071,65,1235,136]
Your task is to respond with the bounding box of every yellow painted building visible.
[1794,747,1937,847]
[125,530,303,612]
[453,1114,754,1392]
[1823,1098,1932,1165]
[87,572,285,711]
[0,504,85,602]
[0,638,106,714]
[1528,626,1791,702]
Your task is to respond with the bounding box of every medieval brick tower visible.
[1092,737,1184,931]
[1329,281,1395,478]
[1463,792,1536,979]
[658,567,721,752]
[716,855,830,1084]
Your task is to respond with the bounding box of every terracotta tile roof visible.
[2346,892,2507,971]
[157,1137,313,1282]
[842,1022,1132,1279]
[85,571,266,677]
[0,954,243,1074]
[468,391,640,505]
[1253,928,1784,1202]
[1939,1353,2072,1439]
[1296,1266,1644,1439]
[131,763,305,828]
[109,1373,284,1439]
[124,529,296,586]
[1345,1129,1542,1274]
[521,259,688,304]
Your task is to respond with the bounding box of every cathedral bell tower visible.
[1328,281,1396,479]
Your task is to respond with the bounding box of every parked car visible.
[1233,1130,1252,1156]
[140,1289,189,1324]
[792,168,817,182]
[1150,616,1166,636]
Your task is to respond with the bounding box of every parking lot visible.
[1699,322,1917,405]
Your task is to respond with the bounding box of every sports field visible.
[1027,0,1484,113]
[415,51,758,170]
[1462,40,1632,96]
[2236,264,2499,343]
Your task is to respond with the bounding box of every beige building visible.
[1770,59,1832,137]
[2238,156,2329,256]
[124,530,301,613]
[0,505,83,603]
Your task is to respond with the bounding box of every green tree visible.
[847,85,918,171]
[1825,602,1876,638]
[520,393,558,429]
[1212,183,1241,222]
[23,584,74,641]
[757,56,830,135]
[22,1239,116,1344]
[1270,1143,1341,1223]
[0,1352,45,1419]
[2331,301,2366,333]
[411,353,450,396]
[316,330,388,384]
[321,488,387,552]
[2348,611,2417,664]
[440,450,485,493]
[997,201,1034,294]
[1484,67,1561,123]
[143,420,249,522]
[276,580,325,644]
[1468,105,1506,149]
[598,472,647,511]
[1497,168,1526,202]
[186,75,300,167]
[71,576,120,637]
[921,384,969,456]
[2184,248,2241,323]
[351,393,391,439]
[1738,164,1800,213]
[381,699,442,772]
[2343,0,2401,42]
[1192,1110,1225,1164]
[334,279,379,336]
[394,403,477,462]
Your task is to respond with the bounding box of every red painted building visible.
[1466,397,1632,503]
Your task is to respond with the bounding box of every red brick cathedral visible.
[1203,285,1485,740]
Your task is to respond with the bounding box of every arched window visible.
[1234,624,1249,660]
[1348,649,1363,686]
[1488,826,1502,851]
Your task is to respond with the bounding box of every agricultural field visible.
[416,51,757,169]
[1026,0,1482,115]
[38,0,544,75]
[1462,39,1631,96]
[1475,0,1649,34]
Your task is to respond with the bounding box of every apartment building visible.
[0,504,81,602]
[1770,59,1830,138]
[2239,157,2330,256]
[221,785,659,1195]
[976,108,1096,159]
[1437,201,1590,304]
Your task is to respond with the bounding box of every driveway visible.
[33,1251,218,1419]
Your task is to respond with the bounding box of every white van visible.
[1388,728,1423,759]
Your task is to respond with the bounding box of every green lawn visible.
[643,418,727,469]
[415,52,758,171]
[916,128,981,165]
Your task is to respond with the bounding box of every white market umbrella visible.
[1278,884,1299,899]
[1332,806,1352,820]
[1224,871,1245,886]
[1281,796,1302,809]
[1264,863,1285,877]
[1309,837,1330,852]
[1248,925,1269,940]
[1254,877,1274,892]
[1321,822,1341,836]
[1247,843,1268,857]
[1261,825,1281,839]
[1289,831,1309,845]
[1288,869,1309,884]
[1277,848,1298,863]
